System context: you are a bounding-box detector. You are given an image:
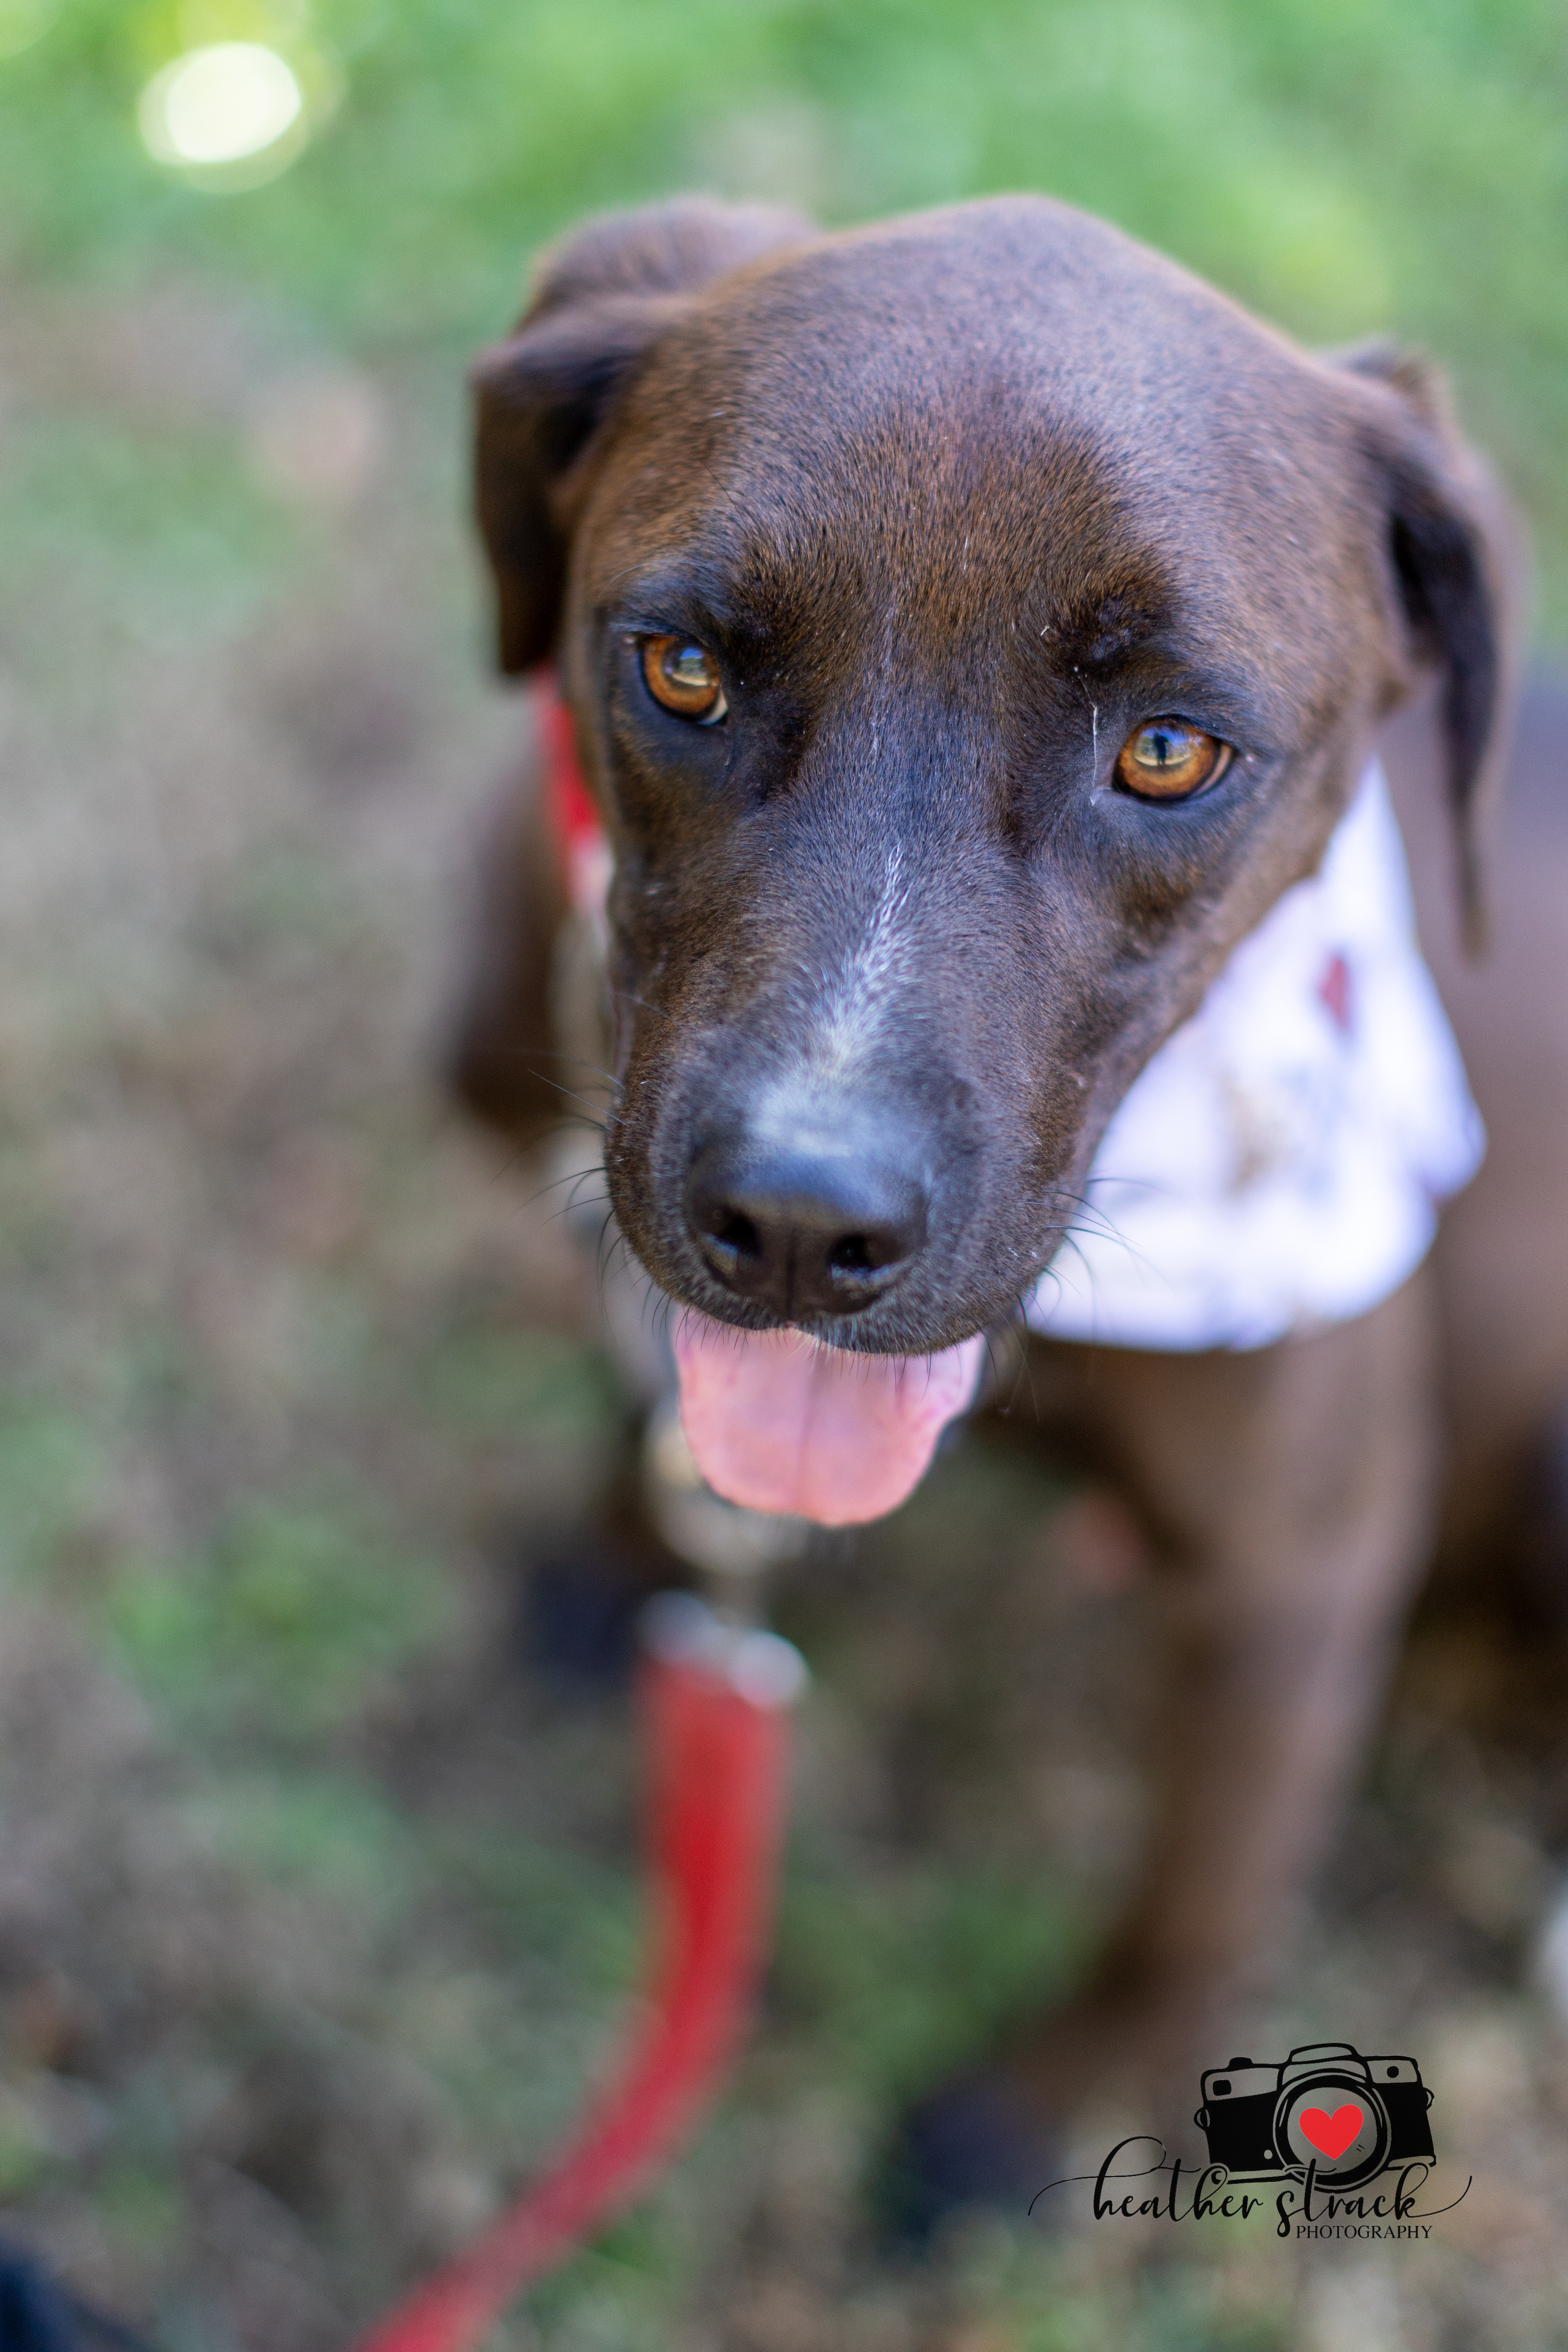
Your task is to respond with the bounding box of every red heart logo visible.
[1299,2104,1362,2160]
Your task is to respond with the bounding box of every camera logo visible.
[1196,2040,1436,2189]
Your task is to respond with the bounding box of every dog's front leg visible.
[1015,1268,1441,2119]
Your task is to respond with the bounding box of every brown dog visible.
[448,194,1568,2217]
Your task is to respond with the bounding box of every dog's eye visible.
[1114,721,1230,802]
[639,635,728,724]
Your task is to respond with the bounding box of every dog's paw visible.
[0,2239,140,2351]
[515,1527,684,1693]
[870,2070,1061,2255]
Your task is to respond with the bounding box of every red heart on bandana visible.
[1299,2104,1362,2159]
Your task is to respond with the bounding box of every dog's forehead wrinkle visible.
[602,394,1378,721]
[594,389,1324,710]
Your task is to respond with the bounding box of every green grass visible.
[778,1854,1085,2098]
[103,1493,454,1742]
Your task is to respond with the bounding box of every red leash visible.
[350,1605,802,2352]
[352,697,803,2352]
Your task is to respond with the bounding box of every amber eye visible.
[1114,720,1230,802]
[639,634,727,723]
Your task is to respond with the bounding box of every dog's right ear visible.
[472,199,813,675]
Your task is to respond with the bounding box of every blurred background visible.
[0,4,1565,2347]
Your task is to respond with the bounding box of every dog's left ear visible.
[472,198,813,677]
[1333,341,1524,954]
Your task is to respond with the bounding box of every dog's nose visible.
[685,1124,929,1319]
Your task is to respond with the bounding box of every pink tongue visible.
[674,1312,985,1527]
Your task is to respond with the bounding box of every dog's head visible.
[471,195,1516,1511]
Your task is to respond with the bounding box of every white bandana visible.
[1026,764,1484,1352]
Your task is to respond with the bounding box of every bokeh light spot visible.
[139,42,303,170]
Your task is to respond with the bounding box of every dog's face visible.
[473,197,1510,1359]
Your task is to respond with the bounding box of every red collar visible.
[538,675,610,914]
[540,676,603,850]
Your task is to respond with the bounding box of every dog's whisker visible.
[525,1160,610,1209]
[548,1196,612,1231]
[1009,1296,1042,1413]
[546,1169,614,1219]
[616,990,671,1025]
[516,1047,626,1094]
[524,1069,623,1129]
[591,1209,627,1302]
